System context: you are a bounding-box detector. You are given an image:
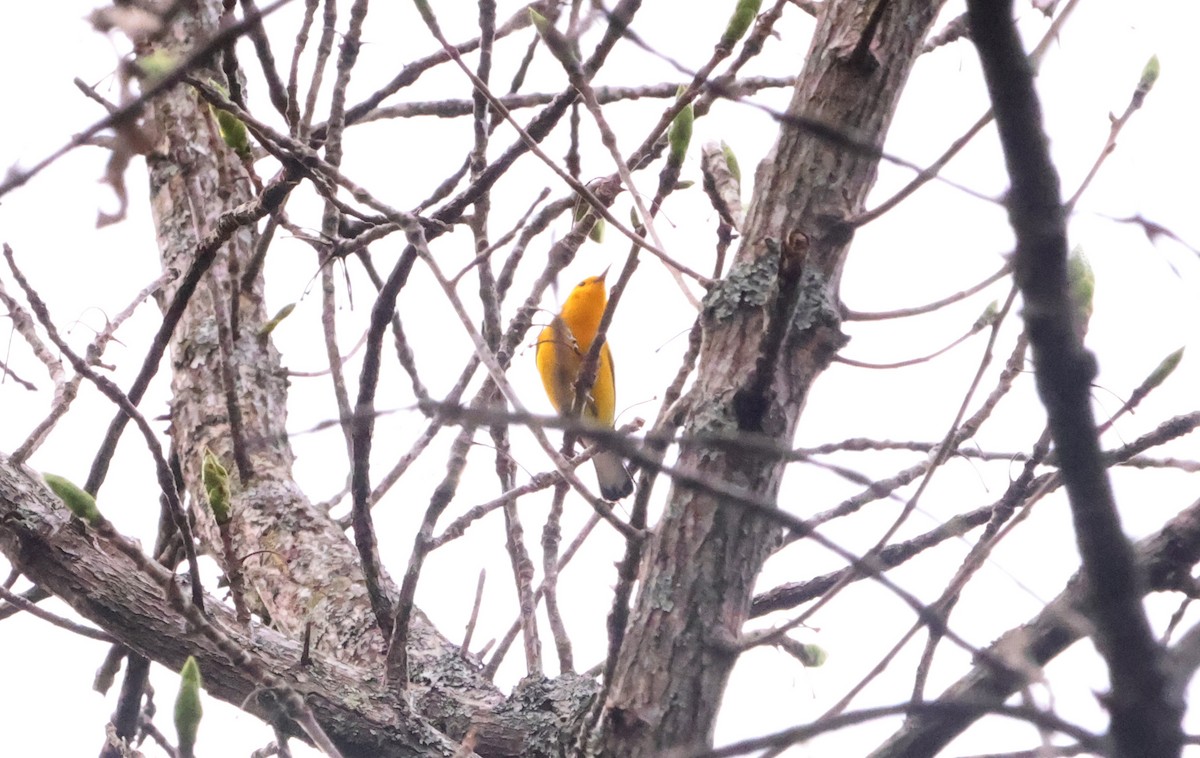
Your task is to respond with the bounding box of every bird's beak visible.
[600,265,611,281]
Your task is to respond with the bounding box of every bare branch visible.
[968,1,1182,755]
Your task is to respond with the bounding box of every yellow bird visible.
[536,270,634,500]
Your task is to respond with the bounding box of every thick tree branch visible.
[0,457,453,757]
[591,0,947,754]
[0,455,598,758]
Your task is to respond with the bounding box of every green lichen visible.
[702,244,780,324]
[649,570,677,613]
[690,404,739,469]
[789,268,840,333]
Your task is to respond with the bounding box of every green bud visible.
[1143,347,1184,392]
[134,51,176,86]
[44,474,102,525]
[1067,246,1094,336]
[528,8,550,36]
[572,196,604,243]
[258,302,296,337]
[1138,55,1160,94]
[202,449,232,524]
[667,86,694,169]
[800,643,827,667]
[721,141,741,184]
[721,0,763,48]
[973,300,1000,331]
[701,141,744,229]
[215,108,251,158]
[174,656,203,758]
[205,80,252,159]
[675,179,695,191]
[528,9,578,68]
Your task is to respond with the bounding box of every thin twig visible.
[5,245,206,611]
[844,264,1009,321]
[84,175,294,496]
[460,569,487,659]
[0,584,116,643]
[0,0,294,200]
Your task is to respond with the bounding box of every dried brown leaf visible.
[87,7,163,41]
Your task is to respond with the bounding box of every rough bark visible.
[591,1,946,754]
[0,456,450,757]
[147,0,390,668]
[0,455,602,757]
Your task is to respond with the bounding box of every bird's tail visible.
[592,449,634,501]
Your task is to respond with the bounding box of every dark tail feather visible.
[593,449,634,500]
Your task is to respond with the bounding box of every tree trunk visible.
[145,0,392,669]
[592,1,946,754]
